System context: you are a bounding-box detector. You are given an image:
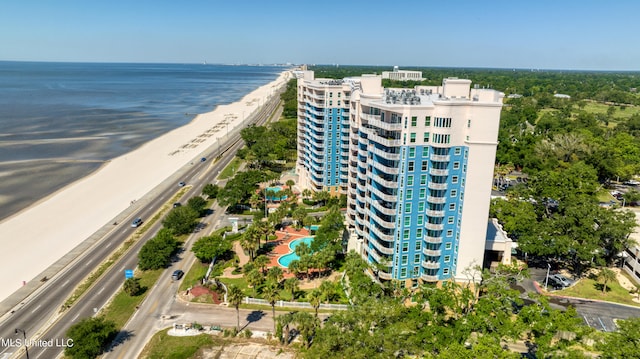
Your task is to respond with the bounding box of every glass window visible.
[452,176,459,184]
[420,175,427,185]
[444,255,450,263]
[448,216,454,224]
[406,189,413,200]
[403,229,410,239]
[411,116,417,126]
[425,116,431,126]
[408,161,414,172]
[446,230,453,237]
[407,175,414,186]
[422,147,429,157]
[401,268,407,277]
[414,254,420,263]
[405,203,412,213]
[453,162,460,170]
[445,242,452,250]
[416,228,423,238]
[451,189,457,197]
[402,242,409,252]
[402,255,408,265]
[449,203,455,210]
[410,133,416,143]
[421,160,428,171]
[419,188,426,199]
[423,132,430,142]
[454,148,461,155]
[404,216,411,226]
[443,268,449,275]
[418,202,425,212]
[417,215,424,226]
[408,147,415,158]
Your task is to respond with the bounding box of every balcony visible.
[421,273,439,282]
[429,168,449,176]
[355,204,366,215]
[369,185,397,203]
[428,182,448,190]
[372,174,398,189]
[370,238,394,255]
[371,200,396,216]
[372,160,399,175]
[346,206,356,217]
[424,235,443,244]
[363,114,403,131]
[378,270,393,280]
[422,260,440,269]
[370,225,394,242]
[365,129,402,148]
[372,146,400,161]
[370,211,395,230]
[426,222,444,231]
[427,196,447,204]
[430,154,450,162]
[423,248,442,256]
[426,209,445,217]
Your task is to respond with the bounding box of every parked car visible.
[546,276,565,290]
[171,269,184,281]
[200,157,206,162]
[131,218,143,228]
[173,202,181,208]
[550,274,572,287]
[178,181,186,187]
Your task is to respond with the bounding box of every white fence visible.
[243,297,348,310]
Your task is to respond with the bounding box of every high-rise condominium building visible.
[296,71,504,284]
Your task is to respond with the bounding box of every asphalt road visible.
[0,91,282,359]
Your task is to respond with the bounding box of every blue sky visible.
[0,0,638,70]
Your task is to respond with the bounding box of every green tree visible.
[598,317,640,358]
[319,280,336,303]
[266,266,283,284]
[597,267,617,294]
[227,285,245,331]
[192,235,231,263]
[246,269,264,291]
[123,277,141,296]
[284,277,299,300]
[293,311,319,349]
[187,195,208,216]
[65,317,117,359]
[138,229,179,270]
[162,205,199,235]
[308,289,322,317]
[202,183,219,199]
[254,254,270,273]
[262,282,281,334]
[240,225,260,260]
[292,207,307,228]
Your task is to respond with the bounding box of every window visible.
[415,241,422,251]
[467,119,471,128]
[407,175,414,186]
[464,149,468,159]
[402,255,408,265]
[405,203,412,213]
[449,203,455,210]
[420,175,427,185]
[446,230,453,237]
[443,268,449,275]
[425,116,431,126]
[454,148,461,156]
[445,242,452,250]
[452,176,459,184]
[463,164,467,172]
[338,92,341,97]
[416,228,423,238]
[401,268,407,277]
[403,229,410,239]
[451,189,458,197]
[448,217,454,224]
[421,160,428,171]
[453,162,460,170]
[417,215,424,226]
[414,254,421,263]
[411,116,417,127]
[329,92,333,97]
[408,161,414,171]
[444,255,451,263]
[408,147,415,158]
[423,132,430,142]
[410,133,416,143]
[338,100,341,106]
[402,242,409,252]
[419,188,426,199]
[329,100,333,106]
[422,147,429,157]
[418,202,425,212]
[406,189,413,200]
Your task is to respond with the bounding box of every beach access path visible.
[0,71,291,304]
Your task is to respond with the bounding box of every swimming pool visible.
[266,186,288,201]
[278,236,314,268]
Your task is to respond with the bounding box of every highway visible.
[0,89,283,359]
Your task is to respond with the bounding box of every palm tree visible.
[284,277,299,300]
[319,280,335,304]
[598,267,617,294]
[254,254,270,274]
[249,192,262,212]
[308,289,322,317]
[262,282,280,334]
[302,188,312,200]
[286,179,295,188]
[267,266,283,284]
[292,207,307,228]
[227,285,245,331]
[240,228,259,260]
[123,277,141,296]
[256,220,274,248]
[246,269,264,293]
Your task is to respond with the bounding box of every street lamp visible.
[15,328,29,359]
[544,263,551,291]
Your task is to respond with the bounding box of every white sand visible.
[0,71,291,303]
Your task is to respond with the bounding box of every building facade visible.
[381,66,424,81]
[297,71,504,284]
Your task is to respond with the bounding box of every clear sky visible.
[0,0,638,71]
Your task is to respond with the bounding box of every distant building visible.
[296,71,504,284]
[381,66,424,81]
[507,94,523,99]
[554,93,571,99]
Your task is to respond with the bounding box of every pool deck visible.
[268,226,311,275]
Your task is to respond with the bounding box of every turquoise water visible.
[266,186,287,201]
[278,237,314,268]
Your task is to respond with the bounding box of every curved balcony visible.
[365,114,403,131]
[357,136,369,146]
[426,222,444,231]
[378,270,393,280]
[423,248,442,256]
[367,130,402,148]
[427,196,447,204]
[354,224,365,237]
[372,160,399,175]
[370,211,395,230]
[421,273,438,282]
[360,112,381,123]
[369,185,397,203]
[356,171,367,183]
[341,142,350,150]
[429,168,449,176]
[372,174,398,189]
[430,154,450,162]
[371,200,397,216]
[424,235,443,244]
[370,238,394,255]
[428,182,448,190]
[370,225,394,243]
[307,131,324,142]
[426,209,445,217]
[372,146,400,161]
[355,203,366,215]
[304,90,325,100]
[422,260,440,270]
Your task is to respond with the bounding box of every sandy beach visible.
[0,70,291,303]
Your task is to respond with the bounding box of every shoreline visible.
[0,70,291,303]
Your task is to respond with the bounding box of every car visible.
[178,181,186,187]
[546,276,564,290]
[173,202,181,208]
[550,274,572,287]
[623,180,640,186]
[131,218,143,228]
[200,157,206,162]
[171,269,184,281]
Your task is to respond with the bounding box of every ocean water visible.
[0,61,284,221]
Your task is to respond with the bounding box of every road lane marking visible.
[97,286,105,295]
[62,279,70,287]
[31,304,41,313]
[36,350,46,359]
[72,313,80,321]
